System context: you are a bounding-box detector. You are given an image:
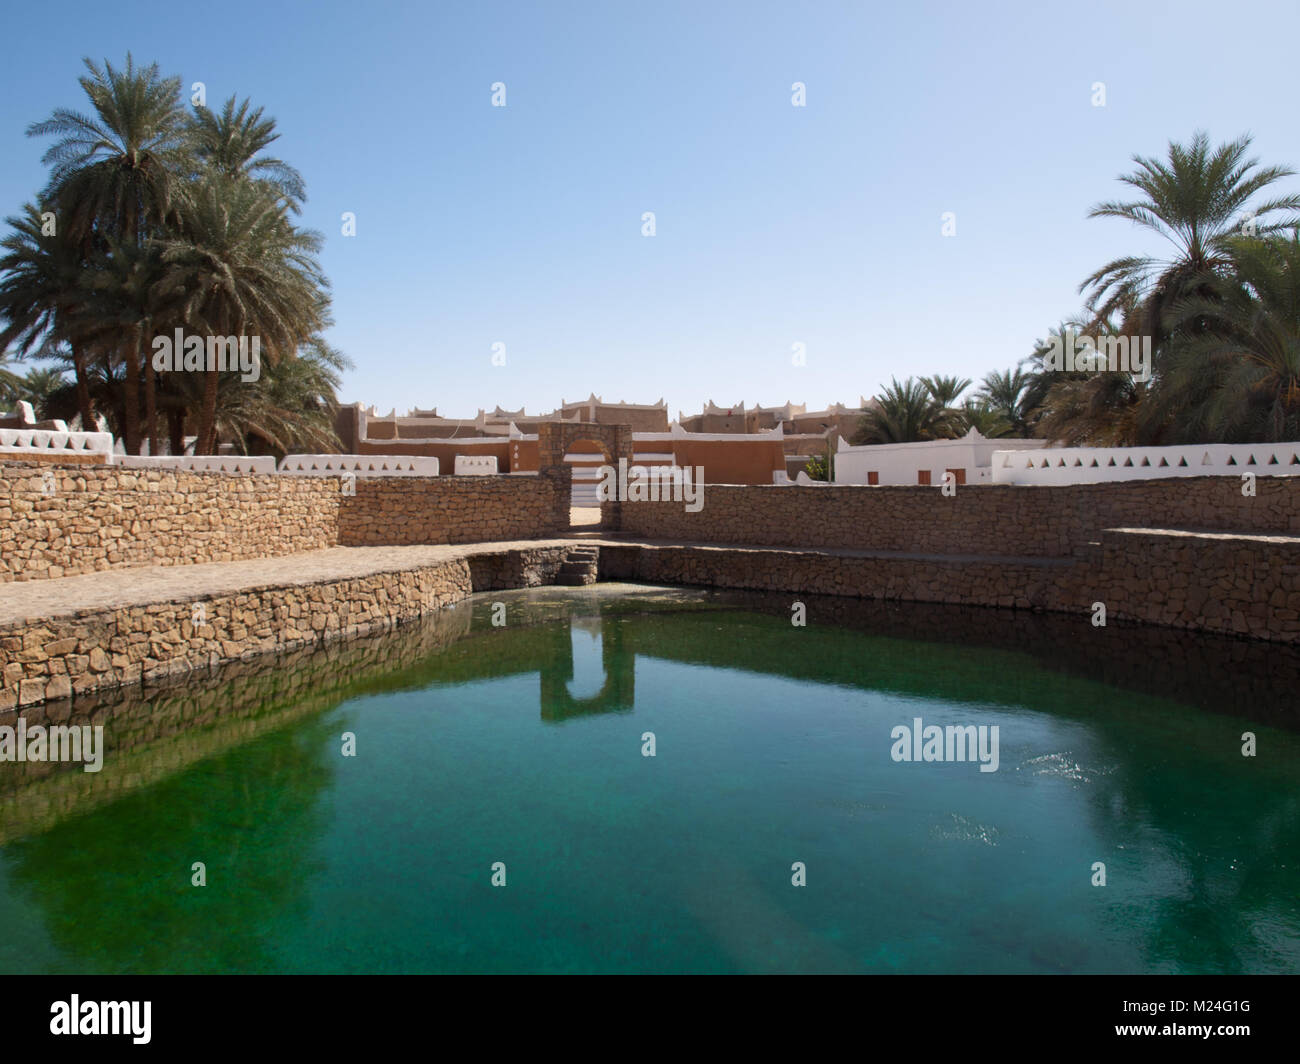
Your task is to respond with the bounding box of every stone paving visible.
[0,540,588,626]
[0,534,1076,628]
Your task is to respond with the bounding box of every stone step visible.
[554,570,597,586]
[556,543,599,586]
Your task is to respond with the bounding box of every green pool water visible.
[1,584,1297,974]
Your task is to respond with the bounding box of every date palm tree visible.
[952,399,1012,438]
[852,377,950,444]
[1152,232,1300,442]
[1027,301,1152,445]
[1080,132,1300,342]
[78,238,172,452]
[25,54,190,452]
[976,367,1040,436]
[28,55,189,246]
[187,96,306,212]
[0,204,97,426]
[0,350,24,403]
[217,335,351,454]
[4,56,344,454]
[919,375,971,408]
[12,366,68,418]
[156,174,326,453]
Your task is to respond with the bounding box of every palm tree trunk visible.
[122,336,142,455]
[99,353,119,440]
[72,349,93,429]
[168,409,185,456]
[143,326,159,456]
[197,368,218,454]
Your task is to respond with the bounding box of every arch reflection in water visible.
[541,610,635,722]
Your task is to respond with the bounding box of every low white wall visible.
[279,455,440,476]
[992,442,1300,485]
[834,434,1046,485]
[453,455,498,475]
[114,454,278,473]
[0,428,117,462]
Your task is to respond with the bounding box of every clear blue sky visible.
[3,0,1297,419]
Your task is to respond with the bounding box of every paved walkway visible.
[0,541,589,626]
[0,536,1077,628]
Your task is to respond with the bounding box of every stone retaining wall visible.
[616,477,1300,557]
[0,465,340,582]
[6,524,1300,712]
[6,464,1296,585]
[0,464,563,582]
[596,543,1076,610]
[599,530,1300,644]
[0,545,572,709]
[1094,528,1300,642]
[338,475,564,545]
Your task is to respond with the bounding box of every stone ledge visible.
[4,526,1299,711]
[0,541,589,627]
[1105,526,1300,546]
[602,537,1078,567]
[0,542,586,709]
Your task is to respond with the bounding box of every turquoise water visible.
[1,585,1297,974]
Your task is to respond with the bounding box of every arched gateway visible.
[537,421,634,531]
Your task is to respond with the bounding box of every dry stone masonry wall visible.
[338,475,564,545]
[3,464,1300,712]
[0,464,565,581]
[0,545,572,710]
[0,465,341,581]
[616,478,1300,557]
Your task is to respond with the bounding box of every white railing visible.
[992,442,1300,485]
[0,428,115,460]
[279,455,439,476]
[453,455,498,475]
[114,454,278,473]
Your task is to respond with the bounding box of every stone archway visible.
[566,437,610,519]
[538,421,634,531]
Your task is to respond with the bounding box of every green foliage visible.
[854,377,954,444]
[1151,232,1300,442]
[919,375,971,408]
[803,452,830,481]
[0,54,342,455]
[952,399,1012,438]
[979,132,1300,447]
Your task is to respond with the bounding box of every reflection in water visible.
[0,583,1297,974]
[566,618,605,701]
[0,599,475,845]
[4,714,336,973]
[541,613,634,722]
